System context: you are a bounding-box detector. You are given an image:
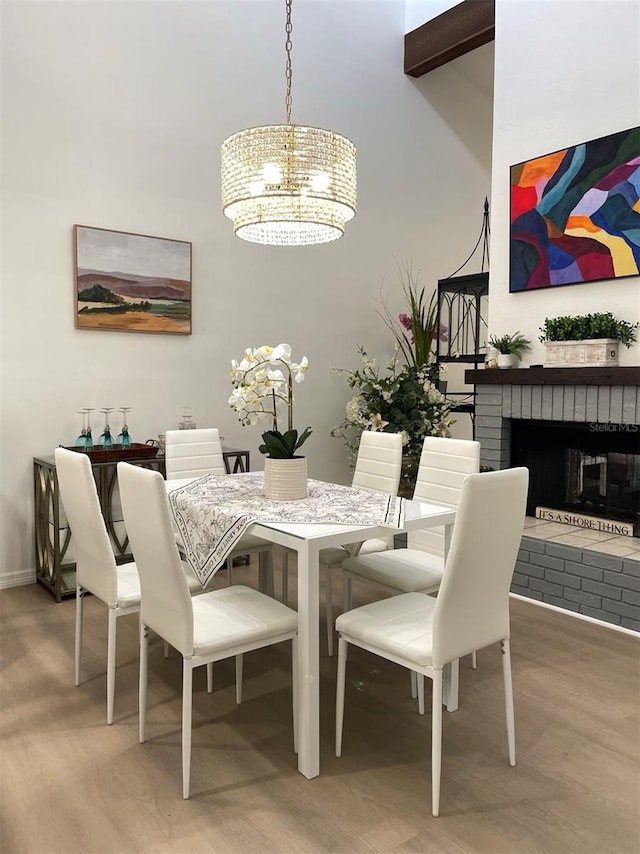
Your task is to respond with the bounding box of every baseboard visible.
[0,568,37,590]
[510,592,639,637]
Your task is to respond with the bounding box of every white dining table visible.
[165,476,457,780]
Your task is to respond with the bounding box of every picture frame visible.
[509,126,640,292]
[74,225,192,334]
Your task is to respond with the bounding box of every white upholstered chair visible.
[164,428,274,590]
[54,447,203,725]
[342,437,480,610]
[342,436,480,708]
[335,467,529,816]
[281,430,403,656]
[117,462,298,800]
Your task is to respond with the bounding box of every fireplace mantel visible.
[466,366,640,386]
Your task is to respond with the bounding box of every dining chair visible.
[164,427,275,592]
[54,447,204,725]
[342,436,480,709]
[117,461,298,799]
[281,430,403,655]
[335,466,529,817]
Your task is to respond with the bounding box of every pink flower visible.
[399,313,412,331]
[433,323,448,342]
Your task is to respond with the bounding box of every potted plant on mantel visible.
[539,312,638,368]
[487,332,532,369]
[228,344,311,500]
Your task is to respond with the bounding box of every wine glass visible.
[85,408,95,449]
[99,408,114,448]
[75,410,88,448]
[117,407,132,447]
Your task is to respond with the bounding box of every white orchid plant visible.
[229,344,312,459]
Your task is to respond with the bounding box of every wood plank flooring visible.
[1,561,638,854]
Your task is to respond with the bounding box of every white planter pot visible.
[263,456,308,500]
[543,338,619,368]
[497,353,517,369]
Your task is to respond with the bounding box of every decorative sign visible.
[535,506,634,537]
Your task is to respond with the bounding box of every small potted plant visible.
[539,312,638,367]
[229,344,312,500]
[487,332,531,369]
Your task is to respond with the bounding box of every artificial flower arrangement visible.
[228,344,312,459]
[332,265,454,487]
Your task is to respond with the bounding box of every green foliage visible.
[78,301,150,315]
[332,348,453,462]
[539,313,638,348]
[377,262,440,368]
[78,284,124,304]
[488,332,531,359]
[259,427,313,459]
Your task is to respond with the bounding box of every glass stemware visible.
[99,408,114,448]
[85,408,95,449]
[117,407,132,447]
[76,410,88,448]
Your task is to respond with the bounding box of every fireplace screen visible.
[511,420,640,536]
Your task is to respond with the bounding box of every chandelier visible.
[221,0,357,246]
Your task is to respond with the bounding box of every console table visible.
[33,447,250,601]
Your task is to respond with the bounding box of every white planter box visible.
[543,338,619,368]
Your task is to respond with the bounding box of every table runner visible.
[168,472,405,587]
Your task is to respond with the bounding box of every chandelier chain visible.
[285,0,293,124]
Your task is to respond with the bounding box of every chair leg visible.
[235,654,243,704]
[335,637,348,757]
[139,622,149,744]
[417,674,425,716]
[342,574,352,614]
[431,668,443,818]
[501,639,516,766]
[471,651,477,670]
[325,565,334,657]
[207,663,213,693]
[281,551,289,605]
[106,608,117,725]
[226,557,233,586]
[182,660,193,799]
[75,586,83,687]
[163,640,170,659]
[291,636,298,754]
[410,670,417,699]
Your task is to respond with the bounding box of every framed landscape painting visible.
[74,225,192,334]
[510,126,640,291]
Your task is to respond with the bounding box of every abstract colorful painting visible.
[510,127,640,291]
[74,225,192,334]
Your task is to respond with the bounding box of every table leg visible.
[295,540,320,779]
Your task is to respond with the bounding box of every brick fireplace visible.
[466,366,640,631]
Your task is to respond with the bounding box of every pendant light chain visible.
[284,0,293,124]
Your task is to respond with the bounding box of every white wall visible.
[405,0,460,33]
[489,0,640,366]
[0,0,491,583]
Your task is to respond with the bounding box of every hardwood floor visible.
[1,560,638,854]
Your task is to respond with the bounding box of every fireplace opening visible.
[510,419,640,535]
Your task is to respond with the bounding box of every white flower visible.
[345,396,364,423]
[271,343,292,363]
[400,430,409,446]
[368,413,389,431]
[291,356,309,383]
[382,390,392,402]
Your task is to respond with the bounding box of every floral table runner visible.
[168,472,405,587]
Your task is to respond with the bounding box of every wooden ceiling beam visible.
[404,0,495,78]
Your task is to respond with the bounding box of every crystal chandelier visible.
[221,0,357,246]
